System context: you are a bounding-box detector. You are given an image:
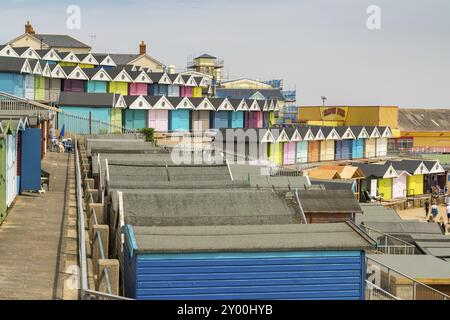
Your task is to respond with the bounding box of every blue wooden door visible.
[211,111,229,129]
[334,141,343,160]
[352,139,364,159]
[21,128,42,192]
[229,112,244,128]
[341,140,353,160]
[169,110,190,131]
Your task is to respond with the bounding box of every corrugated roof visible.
[398,109,450,132]
[131,222,376,253]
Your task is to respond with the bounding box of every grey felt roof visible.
[297,189,362,214]
[114,188,299,227]
[108,179,250,191]
[415,242,450,258]
[386,159,424,174]
[367,254,450,280]
[130,222,376,253]
[35,34,90,48]
[0,56,27,73]
[353,163,394,178]
[309,179,354,191]
[58,92,118,108]
[355,203,402,224]
[102,53,139,65]
[195,54,217,59]
[86,139,159,156]
[362,221,443,235]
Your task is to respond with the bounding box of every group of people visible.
[424,198,450,233]
[48,125,72,153]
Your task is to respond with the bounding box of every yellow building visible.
[221,78,273,90]
[187,54,223,82]
[298,105,399,130]
[396,109,450,153]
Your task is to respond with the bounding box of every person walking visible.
[431,202,439,219]
[424,199,431,218]
[446,202,450,224]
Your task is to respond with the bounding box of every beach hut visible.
[209,98,233,129]
[316,165,366,201]
[61,66,88,92]
[148,72,171,96]
[145,96,173,132]
[190,97,215,132]
[0,57,31,98]
[168,97,194,131]
[392,170,411,199]
[180,75,196,97]
[12,47,41,60]
[387,160,429,196]
[167,73,184,97]
[351,127,369,159]
[334,127,355,160]
[128,70,152,96]
[354,163,398,201]
[269,128,289,165]
[296,127,314,164]
[91,54,117,69]
[58,51,81,67]
[2,119,26,208]
[57,92,126,134]
[0,45,19,58]
[308,127,324,163]
[0,123,6,223]
[83,68,111,93]
[122,96,151,130]
[376,127,392,157]
[320,127,340,161]
[227,99,247,129]
[122,222,373,300]
[35,49,61,65]
[423,160,446,193]
[76,53,99,69]
[364,127,381,158]
[107,68,133,96]
[283,128,301,165]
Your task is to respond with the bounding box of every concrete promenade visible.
[0,152,74,299]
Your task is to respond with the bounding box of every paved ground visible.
[397,203,449,235]
[0,152,72,300]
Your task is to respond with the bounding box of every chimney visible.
[139,41,146,55]
[25,21,35,34]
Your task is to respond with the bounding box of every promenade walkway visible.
[0,152,73,299]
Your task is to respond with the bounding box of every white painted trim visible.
[89,68,112,81]
[61,51,81,63]
[194,97,215,111]
[290,129,302,142]
[113,95,127,109]
[152,95,174,110]
[128,95,152,110]
[217,98,234,111]
[20,59,32,74]
[171,74,185,85]
[42,63,52,77]
[235,99,249,111]
[174,97,195,110]
[314,128,325,141]
[326,128,341,140]
[357,128,370,139]
[158,72,172,85]
[113,69,133,83]
[50,64,67,79]
[41,49,61,62]
[66,66,89,80]
[79,53,99,66]
[0,45,19,58]
[248,99,261,112]
[414,162,430,175]
[341,127,356,140]
[19,47,41,60]
[261,130,275,143]
[383,165,399,179]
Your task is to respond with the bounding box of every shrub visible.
[139,128,154,142]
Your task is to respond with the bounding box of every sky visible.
[1,0,450,108]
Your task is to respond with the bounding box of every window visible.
[138,101,143,107]
[121,74,125,80]
[6,50,10,55]
[76,72,80,77]
[100,73,104,79]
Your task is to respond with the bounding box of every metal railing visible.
[359,225,417,255]
[0,91,137,136]
[366,256,450,300]
[365,280,400,300]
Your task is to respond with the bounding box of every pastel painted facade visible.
[129,83,148,96]
[148,110,169,132]
[109,82,129,95]
[86,81,107,93]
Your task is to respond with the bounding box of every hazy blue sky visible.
[1,0,449,107]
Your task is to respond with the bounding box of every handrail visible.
[367,256,450,300]
[294,188,308,224]
[365,280,400,300]
[359,224,416,249]
[75,138,89,297]
[226,158,234,181]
